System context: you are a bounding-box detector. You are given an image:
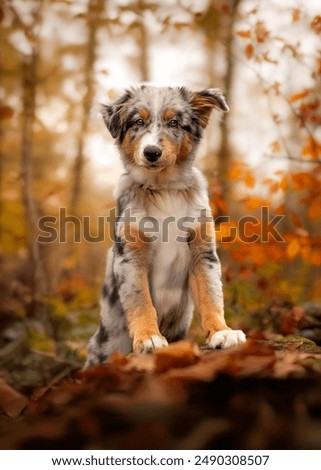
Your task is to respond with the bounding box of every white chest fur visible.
[146,190,194,314]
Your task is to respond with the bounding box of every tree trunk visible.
[217,0,241,204]
[20,51,48,301]
[70,0,101,216]
[0,124,3,246]
[204,34,219,159]
[136,0,149,82]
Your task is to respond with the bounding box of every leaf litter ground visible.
[0,338,321,449]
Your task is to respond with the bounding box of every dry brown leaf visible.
[154,341,200,373]
[0,378,28,418]
[134,375,187,405]
[273,352,308,378]
[227,354,276,377]
[121,354,155,373]
[108,351,130,367]
[162,353,230,383]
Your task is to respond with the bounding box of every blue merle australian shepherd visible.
[85,85,246,367]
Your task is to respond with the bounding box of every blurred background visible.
[0,0,321,379]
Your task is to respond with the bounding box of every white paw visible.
[207,329,246,349]
[135,335,168,354]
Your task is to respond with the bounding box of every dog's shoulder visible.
[190,166,208,192]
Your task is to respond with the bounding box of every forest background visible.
[0,0,321,392]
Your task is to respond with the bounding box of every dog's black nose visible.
[144,146,162,162]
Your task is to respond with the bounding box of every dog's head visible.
[102,85,228,171]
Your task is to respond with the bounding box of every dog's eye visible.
[136,118,144,126]
[169,119,178,127]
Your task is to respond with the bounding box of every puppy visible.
[85,85,246,367]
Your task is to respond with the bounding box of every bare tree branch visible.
[264,153,321,165]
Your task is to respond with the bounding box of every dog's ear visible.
[191,88,229,128]
[101,89,133,139]
[101,104,119,138]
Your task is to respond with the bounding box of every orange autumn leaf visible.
[301,137,321,159]
[275,204,285,215]
[228,169,243,180]
[228,165,245,180]
[289,89,310,102]
[279,176,289,191]
[245,197,269,211]
[311,250,321,266]
[291,211,303,228]
[291,172,318,190]
[311,15,321,35]
[236,30,251,39]
[292,8,301,23]
[270,140,281,153]
[244,172,255,188]
[245,44,254,59]
[216,221,238,242]
[308,198,321,220]
[270,182,280,193]
[248,244,267,265]
[215,196,228,213]
[301,244,312,262]
[263,177,273,185]
[268,244,284,262]
[287,238,300,259]
[255,21,269,43]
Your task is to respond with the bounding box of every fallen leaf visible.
[0,379,28,418]
[273,352,308,378]
[154,341,200,373]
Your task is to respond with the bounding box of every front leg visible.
[189,219,246,349]
[114,223,168,353]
